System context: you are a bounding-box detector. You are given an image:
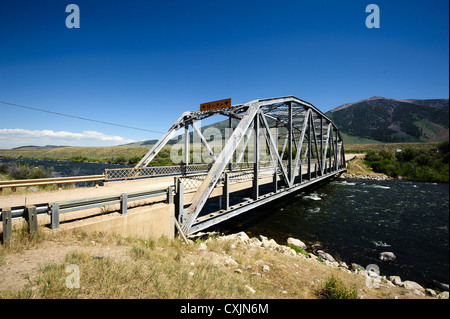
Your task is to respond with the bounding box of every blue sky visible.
[0,0,448,148]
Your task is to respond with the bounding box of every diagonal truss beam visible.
[181,100,261,233]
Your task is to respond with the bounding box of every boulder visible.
[317,250,336,263]
[388,276,403,286]
[379,251,396,262]
[235,231,250,242]
[425,289,437,297]
[433,280,449,292]
[402,280,425,292]
[437,291,449,299]
[287,237,307,250]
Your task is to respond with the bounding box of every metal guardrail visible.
[1,187,172,244]
[0,175,106,193]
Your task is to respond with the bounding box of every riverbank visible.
[341,154,393,181]
[0,228,447,299]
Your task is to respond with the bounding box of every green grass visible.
[317,275,359,299]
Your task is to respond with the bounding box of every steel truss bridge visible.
[111,96,347,237]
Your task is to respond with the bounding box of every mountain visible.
[325,97,449,143]
[123,96,449,147]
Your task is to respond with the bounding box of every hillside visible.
[326,97,449,143]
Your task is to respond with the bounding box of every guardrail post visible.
[167,186,173,204]
[51,203,60,230]
[175,179,184,225]
[25,205,38,234]
[120,193,128,215]
[2,208,12,245]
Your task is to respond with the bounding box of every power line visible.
[0,100,165,134]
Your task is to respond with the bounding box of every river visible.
[1,158,448,290]
[222,178,449,290]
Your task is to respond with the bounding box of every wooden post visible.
[2,208,12,245]
[51,203,60,230]
[25,205,38,234]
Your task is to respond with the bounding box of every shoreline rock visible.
[214,232,448,299]
[340,173,393,181]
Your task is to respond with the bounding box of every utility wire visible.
[0,100,165,134]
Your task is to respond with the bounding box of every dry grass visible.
[0,230,430,299]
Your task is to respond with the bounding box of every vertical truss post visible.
[223,173,230,211]
[288,102,293,184]
[320,117,323,169]
[252,115,260,200]
[329,130,333,173]
[308,113,312,180]
[184,123,189,168]
[228,117,233,172]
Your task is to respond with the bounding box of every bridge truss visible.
[134,96,346,236]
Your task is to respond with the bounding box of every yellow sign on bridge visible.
[200,98,231,111]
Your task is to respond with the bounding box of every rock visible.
[248,237,262,247]
[262,265,270,272]
[379,251,396,262]
[198,243,207,251]
[433,280,449,292]
[93,254,104,259]
[224,256,238,267]
[317,250,336,263]
[388,276,403,286]
[308,253,318,260]
[235,231,250,242]
[245,285,256,294]
[410,289,425,296]
[425,289,437,297]
[437,291,449,299]
[351,263,364,272]
[234,269,243,274]
[287,237,307,250]
[262,239,278,248]
[338,261,348,269]
[402,280,425,292]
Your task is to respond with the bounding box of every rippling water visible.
[0,157,132,177]
[222,178,449,289]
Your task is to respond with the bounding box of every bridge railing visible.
[104,164,212,181]
[0,175,106,193]
[0,186,172,245]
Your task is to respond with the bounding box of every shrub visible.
[317,275,359,299]
[7,162,54,180]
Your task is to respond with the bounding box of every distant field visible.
[345,142,441,153]
[0,146,151,163]
[0,142,444,164]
